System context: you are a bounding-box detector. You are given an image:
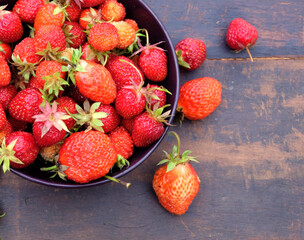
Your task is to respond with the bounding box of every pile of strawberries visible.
[0,0,173,184]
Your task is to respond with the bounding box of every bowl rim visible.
[10,0,180,188]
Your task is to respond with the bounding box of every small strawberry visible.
[79,8,101,30]
[0,131,39,172]
[32,101,71,147]
[177,77,222,120]
[81,42,99,63]
[63,21,86,48]
[34,2,65,31]
[88,22,119,53]
[226,18,258,62]
[175,38,207,70]
[111,21,136,50]
[12,37,42,81]
[75,60,117,104]
[132,104,171,147]
[8,87,43,123]
[95,103,121,133]
[109,126,134,161]
[152,131,200,215]
[39,143,62,163]
[124,19,139,32]
[65,0,81,22]
[13,0,45,23]
[0,6,23,43]
[106,55,144,91]
[80,0,106,8]
[0,120,13,143]
[58,130,117,183]
[0,42,12,61]
[56,96,77,130]
[99,0,126,22]
[0,104,6,130]
[121,117,134,133]
[0,85,17,111]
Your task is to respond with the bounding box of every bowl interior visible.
[10,0,180,188]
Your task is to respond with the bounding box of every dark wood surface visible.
[1,0,304,239]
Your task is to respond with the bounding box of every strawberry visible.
[0,104,6,130]
[0,7,23,43]
[12,37,42,81]
[79,8,101,30]
[58,130,117,183]
[115,83,146,119]
[0,120,13,143]
[95,103,121,133]
[226,18,258,62]
[32,101,71,147]
[0,42,12,61]
[81,42,99,63]
[106,55,144,91]
[1,131,39,172]
[109,126,133,160]
[65,0,81,22]
[111,21,136,50]
[0,85,17,111]
[152,131,200,215]
[175,38,207,71]
[121,117,134,133]
[88,22,119,53]
[13,0,45,23]
[124,19,139,32]
[56,96,77,130]
[99,0,126,22]
[7,116,28,131]
[8,87,43,123]
[39,143,62,163]
[75,60,117,104]
[34,3,65,31]
[144,84,167,108]
[80,0,106,8]
[132,104,171,147]
[34,25,67,55]
[63,21,86,48]
[177,77,222,120]
[0,57,11,87]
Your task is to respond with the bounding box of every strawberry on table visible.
[177,77,222,120]
[226,18,258,62]
[0,6,23,43]
[153,131,200,215]
[175,38,207,70]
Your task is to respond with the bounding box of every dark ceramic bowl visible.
[9,0,180,188]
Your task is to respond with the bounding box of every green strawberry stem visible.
[246,46,254,62]
[104,175,131,189]
[169,131,181,158]
[0,212,5,218]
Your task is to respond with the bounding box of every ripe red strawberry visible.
[79,8,101,30]
[96,103,121,133]
[99,0,126,22]
[115,86,146,119]
[34,25,67,54]
[109,126,134,160]
[1,131,39,171]
[65,0,81,22]
[110,21,136,50]
[124,19,139,32]
[0,42,12,61]
[175,38,207,70]
[13,0,45,23]
[32,101,71,147]
[121,117,134,133]
[0,104,6,130]
[81,42,99,63]
[58,130,117,183]
[106,55,144,91]
[0,7,23,43]
[152,131,200,215]
[88,23,119,53]
[80,0,106,8]
[63,21,86,48]
[0,85,17,111]
[144,84,167,108]
[8,87,43,123]
[226,18,258,62]
[0,120,13,142]
[138,46,167,82]
[12,37,42,81]
[56,96,77,130]
[75,60,117,104]
[177,77,222,120]
[132,105,171,147]
[0,57,11,87]
[34,3,65,31]
[7,116,28,131]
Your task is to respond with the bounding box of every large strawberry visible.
[226,18,258,62]
[152,131,200,215]
[0,131,39,172]
[175,38,207,71]
[58,130,117,183]
[13,0,45,23]
[0,6,23,43]
[8,87,43,123]
[177,77,222,120]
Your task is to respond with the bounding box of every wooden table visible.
[1,0,304,239]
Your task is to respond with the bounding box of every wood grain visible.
[1,59,304,239]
